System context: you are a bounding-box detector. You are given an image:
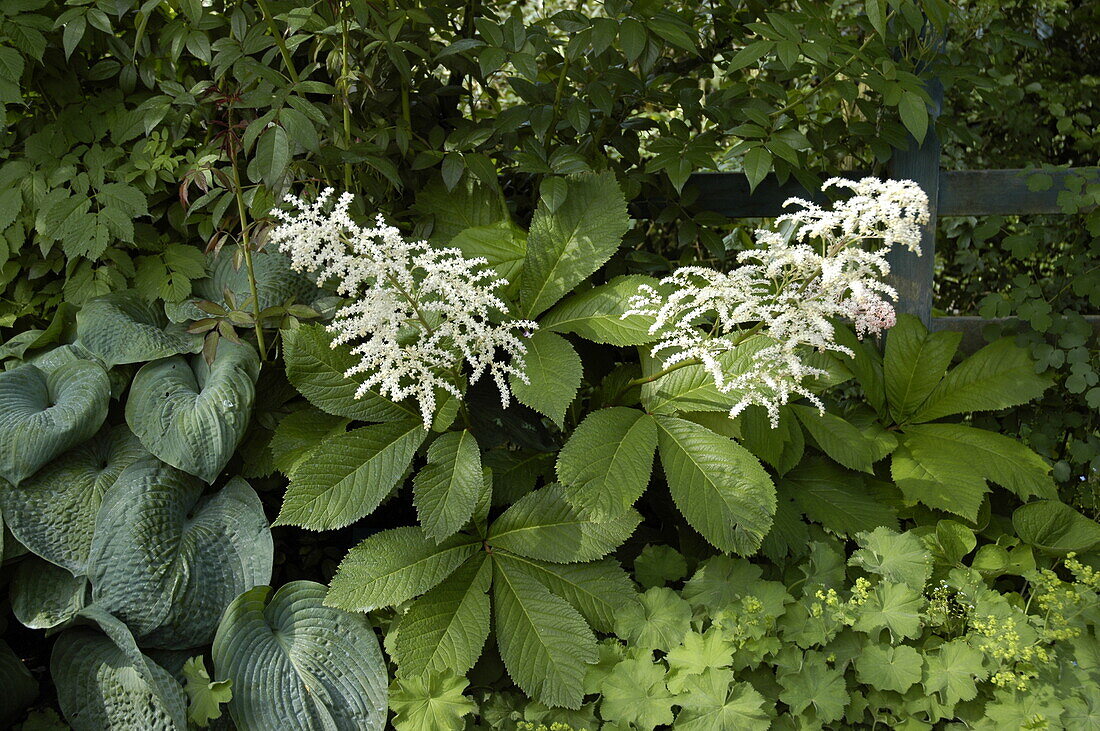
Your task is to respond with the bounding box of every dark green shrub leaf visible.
[540,275,661,346]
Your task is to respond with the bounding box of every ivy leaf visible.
[182,656,231,728]
[488,484,639,563]
[852,581,925,640]
[519,171,630,318]
[598,656,675,731]
[854,644,922,692]
[613,587,692,652]
[849,526,932,591]
[910,338,1052,423]
[394,554,490,678]
[922,639,988,705]
[492,556,597,709]
[655,415,775,555]
[509,330,581,427]
[777,651,849,724]
[557,407,657,519]
[389,671,476,731]
[540,275,661,346]
[413,430,483,542]
[327,526,479,611]
[274,419,426,530]
[675,668,771,731]
[883,314,960,423]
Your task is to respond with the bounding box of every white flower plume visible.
[271,188,538,427]
[624,177,929,426]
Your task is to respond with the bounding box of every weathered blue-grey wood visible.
[938,168,1099,216]
[679,172,858,218]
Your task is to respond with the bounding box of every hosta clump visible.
[624,177,929,425]
[271,188,538,427]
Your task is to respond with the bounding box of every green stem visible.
[769,26,880,119]
[228,151,268,361]
[255,0,300,85]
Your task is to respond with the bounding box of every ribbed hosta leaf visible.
[76,290,200,368]
[540,275,661,346]
[557,407,657,519]
[413,430,483,542]
[275,419,426,530]
[0,424,146,573]
[492,556,597,709]
[213,581,388,731]
[126,340,260,482]
[0,360,110,486]
[52,617,187,731]
[10,555,87,629]
[489,484,640,563]
[496,553,638,634]
[327,526,479,612]
[283,324,417,422]
[0,640,38,727]
[165,249,319,323]
[88,460,273,648]
[394,553,491,677]
[655,415,775,555]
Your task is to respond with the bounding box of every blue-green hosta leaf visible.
[76,290,201,368]
[275,419,426,530]
[492,556,597,709]
[655,415,775,555]
[910,338,1052,423]
[1013,500,1100,554]
[488,484,640,563]
[1,424,146,574]
[883,314,961,422]
[10,555,87,629]
[394,553,491,678]
[165,249,319,323]
[413,430,483,542]
[557,407,657,519]
[0,640,38,728]
[0,360,110,486]
[282,324,418,422]
[519,171,630,318]
[540,276,661,346]
[496,553,638,634]
[509,330,582,427]
[327,526,480,612]
[126,340,260,483]
[213,581,388,731]
[52,622,187,731]
[88,461,273,648]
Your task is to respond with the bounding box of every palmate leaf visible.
[275,419,425,530]
[1012,500,1100,554]
[640,336,773,415]
[76,290,201,368]
[519,171,630,319]
[599,655,675,730]
[922,639,988,705]
[488,484,640,563]
[0,359,110,486]
[492,556,597,709]
[509,330,582,427]
[852,581,924,640]
[282,324,418,423]
[495,553,638,634]
[0,423,145,574]
[854,644,922,693]
[413,430,483,542]
[674,669,771,731]
[327,527,480,612]
[540,275,661,346]
[126,340,260,483]
[791,404,883,473]
[393,553,491,678]
[10,555,87,629]
[88,460,273,649]
[883,314,960,422]
[849,527,932,591]
[213,581,388,731]
[781,458,899,536]
[655,415,775,555]
[557,407,657,519]
[910,338,1052,423]
[389,671,476,731]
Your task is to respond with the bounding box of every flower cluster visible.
[271,188,537,427]
[624,177,929,425]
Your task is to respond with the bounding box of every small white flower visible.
[624,177,929,426]
[270,188,538,428]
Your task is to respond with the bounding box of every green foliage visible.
[182,656,231,728]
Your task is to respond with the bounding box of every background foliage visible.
[0,0,1098,728]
